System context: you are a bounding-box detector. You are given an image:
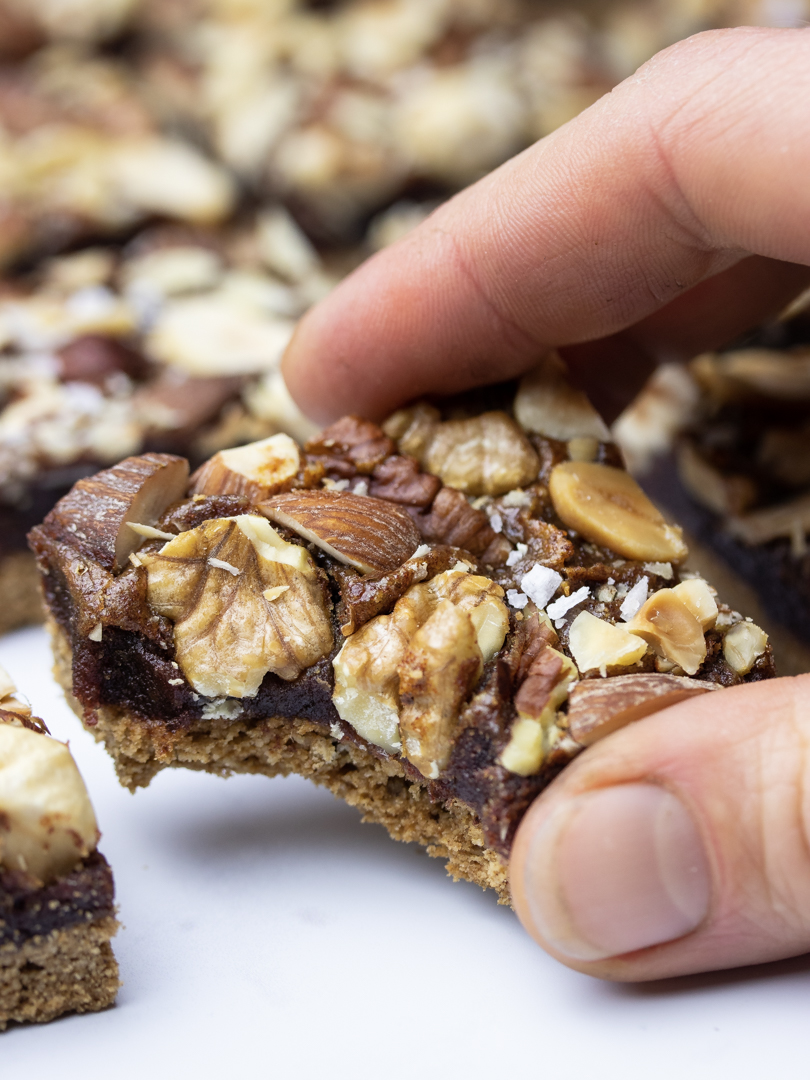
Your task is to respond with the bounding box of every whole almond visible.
[260,489,422,574]
[567,673,718,746]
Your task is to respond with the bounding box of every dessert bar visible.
[0,216,334,634]
[0,667,119,1029]
[30,357,775,901]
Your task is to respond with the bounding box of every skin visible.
[283,27,810,980]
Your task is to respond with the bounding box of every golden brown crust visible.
[49,616,510,902]
[0,917,119,1030]
[0,552,43,636]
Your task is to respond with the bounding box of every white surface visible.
[2,625,809,1078]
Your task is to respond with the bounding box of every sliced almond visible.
[567,610,648,674]
[189,433,301,502]
[43,453,189,571]
[723,621,769,675]
[628,589,706,675]
[549,461,688,563]
[260,489,421,574]
[514,352,611,441]
[567,673,719,746]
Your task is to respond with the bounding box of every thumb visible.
[510,675,810,981]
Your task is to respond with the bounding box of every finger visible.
[509,675,810,982]
[284,26,810,422]
[563,256,810,422]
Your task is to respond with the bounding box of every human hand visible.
[283,26,810,980]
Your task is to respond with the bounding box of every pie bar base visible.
[49,619,510,901]
[0,917,119,1030]
[0,552,43,636]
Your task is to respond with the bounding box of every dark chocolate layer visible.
[0,850,115,947]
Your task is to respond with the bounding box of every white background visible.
[2,625,808,1079]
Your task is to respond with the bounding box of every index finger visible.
[283,26,810,423]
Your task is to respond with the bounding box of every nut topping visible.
[333,568,509,772]
[385,406,540,497]
[672,578,718,631]
[139,514,333,697]
[0,724,99,885]
[723,621,769,675]
[260,489,422,574]
[549,461,688,563]
[567,610,648,674]
[42,452,189,571]
[567,673,719,746]
[627,589,707,675]
[514,352,611,442]
[189,433,301,502]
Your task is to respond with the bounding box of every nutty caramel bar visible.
[0,218,334,634]
[0,668,119,1029]
[30,357,775,901]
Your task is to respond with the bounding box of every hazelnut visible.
[672,578,718,630]
[140,514,333,697]
[514,352,610,442]
[189,433,301,502]
[723,621,769,675]
[567,610,648,674]
[549,461,688,563]
[627,589,706,675]
[261,488,422,574]
[0,725,99,886]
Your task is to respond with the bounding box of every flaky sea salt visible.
[520,564,562,609]
[547,586,590,624]
[507,590,529,609]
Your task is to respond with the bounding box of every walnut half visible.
[140,514,333,698]
[332,568,509,776]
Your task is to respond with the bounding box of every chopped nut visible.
[369,454,442,507]
[677,440,758,516]
[42,452,189,571]
[727,492,810,547]
[514,353,611,441]
[628,589,707,675]
[411,486,505,562]
[515,646,578,721]
[306,416,394,473]
[386,406,540,497]
[549,461,688,563]
[672,578,718,630]
[619,577,648,621]
[567,673,719,746]
[140,514,333,697]
[399,599,482,778]
[189,433,301,502]
[723,621,769,675]
[568,610,648,674]
[0,724,99,885]
[260,489,421,574]
[332,568,509,771]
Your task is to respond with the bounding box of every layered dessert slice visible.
[619,296,810,655]
[0,213,342,634]
[30,358,775,901]
[0,667,119,1029]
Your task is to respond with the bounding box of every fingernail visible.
[523,784,710,961]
